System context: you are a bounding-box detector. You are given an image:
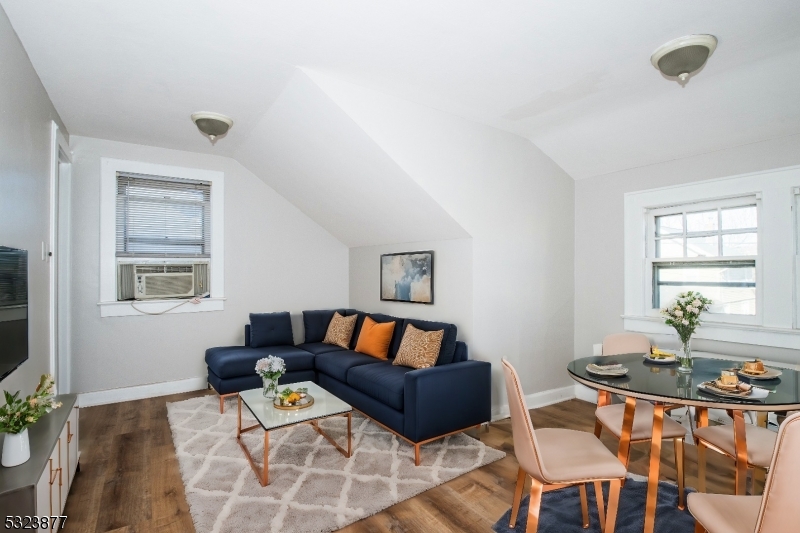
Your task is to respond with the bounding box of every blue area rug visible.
[492,479,695,533]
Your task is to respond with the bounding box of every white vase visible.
[2,428,31,467]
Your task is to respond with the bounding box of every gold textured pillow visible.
[392,324,444,369]
[323,312,357,349]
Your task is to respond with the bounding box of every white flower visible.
[690,307,699,314]
[682,319,689,325]
[692,299,701,307]
[255,356,286,376]
[674,309,683,317]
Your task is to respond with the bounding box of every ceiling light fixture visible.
[191,112,233,142]
[650,34,717,84]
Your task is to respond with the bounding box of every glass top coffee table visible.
[236,381,352,486]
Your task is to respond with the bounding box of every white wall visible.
[349,238,473,345]
[69,136,349,394]
[0,6,68,396]
[575,133,800,365]
[310,74,576,417]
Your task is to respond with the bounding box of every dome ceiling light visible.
[650,34,718,85]
[191,112,233,142]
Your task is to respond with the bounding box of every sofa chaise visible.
[205,309,492,465]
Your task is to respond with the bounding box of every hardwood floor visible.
[63,393,740,533]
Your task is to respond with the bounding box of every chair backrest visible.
[755,411,800,531]
[501,358,548,483]
[602,332,650,356]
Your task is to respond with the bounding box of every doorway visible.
[50,122,72,394]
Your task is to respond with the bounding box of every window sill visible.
[622,314,800,350]
[98,297,225,318]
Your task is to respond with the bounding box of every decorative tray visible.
[273,390,315,410]
[737,367,783,380]
[697,381,769,400]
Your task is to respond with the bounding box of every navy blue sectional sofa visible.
[205,309,492,465]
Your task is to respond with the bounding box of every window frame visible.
[623,165,800,350]
[644,195,762,325]
[99,158,224,317]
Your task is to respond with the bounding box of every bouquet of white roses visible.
[255,356,285,381]
[0,374,62,434]
[661,290,712,345]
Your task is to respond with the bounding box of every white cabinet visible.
[0,395,77,528]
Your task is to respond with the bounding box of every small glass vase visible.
[262,376,280,399]
[677,338,693,373]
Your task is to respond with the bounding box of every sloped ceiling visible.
[232,70,469,247]
[4,0,800,179]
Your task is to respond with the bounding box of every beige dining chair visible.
[688,411,800,533]
[594,333,688,507]
[502,359,627,533]
[693,414,776,495]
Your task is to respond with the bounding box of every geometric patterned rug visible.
[167,395,505,533]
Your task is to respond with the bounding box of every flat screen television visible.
[0,247,28,382]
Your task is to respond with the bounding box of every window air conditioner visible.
[117,263,209,301]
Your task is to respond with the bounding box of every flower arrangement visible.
[660,290,712,371]
[0,375,62,434]
[255,356,285,398]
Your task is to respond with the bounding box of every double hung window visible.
[116,173,211,258]
[649,200,758,316]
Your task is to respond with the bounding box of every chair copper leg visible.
[579,484,590,529]
[697,441,707,493]
[509,467,526,528]
[605,479,622,533]
[526,477,544,533]
[675,438,685,510]
[732,410,749,495]
[594,481,606,533]
[695,521,705,533]
[594,419,603,438]
[617,396,636,488]
[753,466,766,495]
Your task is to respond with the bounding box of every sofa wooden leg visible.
[219,394,225,414]
[414,443,421,466]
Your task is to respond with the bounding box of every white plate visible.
[643,354,677,364]
[737,367,783,380]
[586,364,629,377]
[697,382,770,400]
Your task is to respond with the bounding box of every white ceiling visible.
[3,0,799,179]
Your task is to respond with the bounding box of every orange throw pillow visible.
[355,316,396,360]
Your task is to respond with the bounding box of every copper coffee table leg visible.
[643,403,665,533]
[732,410,749,495]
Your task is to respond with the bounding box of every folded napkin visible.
[591,363,623,370]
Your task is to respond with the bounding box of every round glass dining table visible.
[568,353,800,533]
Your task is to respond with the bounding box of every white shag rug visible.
[167,395,504,533]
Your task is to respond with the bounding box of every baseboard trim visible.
[78,376,208,407]
[492,385,575,421]
[574,383,598,404]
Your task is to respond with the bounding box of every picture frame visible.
[380,251,434,304]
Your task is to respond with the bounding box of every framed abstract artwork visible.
[380,251,434,304]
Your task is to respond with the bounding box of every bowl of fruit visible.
[274,387,314,410]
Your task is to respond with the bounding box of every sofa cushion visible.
[314,350,381,383]
[296,342,347,356]
[347,362,414,411]
[323,312,357,349]
[205,345,314,379]
[303,309,345,343]
[399,318,458,365]
[393,324,444,369]
[365,313,405,357]
[249,312,294,348]
[354,316,396,360]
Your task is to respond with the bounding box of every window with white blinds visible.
[116,173,211,258]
